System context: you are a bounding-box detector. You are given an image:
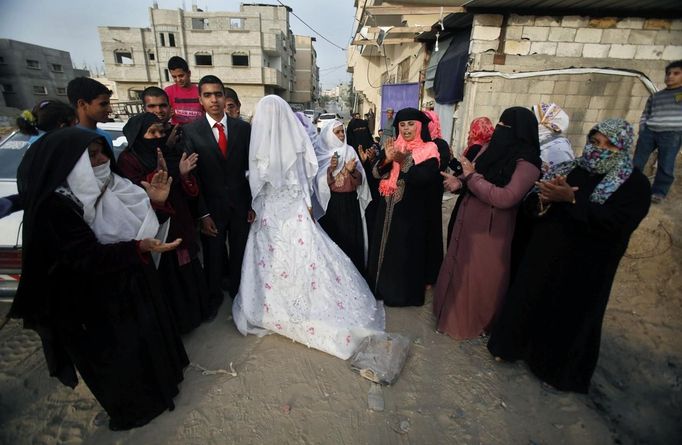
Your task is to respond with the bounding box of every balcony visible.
[262,67,286,89]
[262,32,283,56]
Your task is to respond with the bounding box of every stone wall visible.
[453,14,682,151]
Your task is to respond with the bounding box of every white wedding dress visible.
[233,157,385,359]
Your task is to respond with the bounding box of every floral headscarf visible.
[543,118,634,204]
[465,117,494,153]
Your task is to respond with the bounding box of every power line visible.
[276,0,346,51]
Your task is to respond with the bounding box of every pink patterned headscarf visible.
[379,120,439,197]
[422,110,442,140]
[464,117,494,157]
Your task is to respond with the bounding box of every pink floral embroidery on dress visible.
[311,281,317,290]
[263,303,270,313]
[297,238,304,245]
[261,218,268,226]
[297,214,303,222]
[257,259,266,268]
[309,263,317,270]
[307,327,315,335]
[268,244,274,253]
[337,301,344,310]
[345,335,351,345]
[275,323,282,330]
[265,283,272,290]
[280,271,289,279]
[335,275,341,284]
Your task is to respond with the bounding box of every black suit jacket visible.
[181,115,252,223]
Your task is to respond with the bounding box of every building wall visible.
[0,39,78,110]
[99,4,316,112]
[292,35,319,106]
[455,14,682,151]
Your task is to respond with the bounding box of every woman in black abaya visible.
[10,127,188,430]
[487,118,651,393]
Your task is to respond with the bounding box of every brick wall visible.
[453,14,682,152]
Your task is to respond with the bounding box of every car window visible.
[0,132,32,180]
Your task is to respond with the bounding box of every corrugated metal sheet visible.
[464,0,681,16]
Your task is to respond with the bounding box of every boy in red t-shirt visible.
[164,56,203,125]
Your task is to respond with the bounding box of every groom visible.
[182,75,253,319]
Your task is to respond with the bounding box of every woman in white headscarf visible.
[232,96,385,360]
[10,128,188,431]
[314,119,371,272]
[532,102,574,172]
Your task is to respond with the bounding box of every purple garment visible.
[433,159,540,339]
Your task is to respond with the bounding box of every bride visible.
[232,96,385,359]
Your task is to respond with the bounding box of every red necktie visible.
[214,122,227,157]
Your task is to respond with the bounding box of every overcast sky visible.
[0,0,355,89]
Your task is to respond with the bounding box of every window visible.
[2,84,14,93]
[195,54,212,66]
[26,59,40,69]
[32,85,47,95]
[232,54,249,66]
[164,68,170,82]
[114,51,133,65]
[50,63,63,72]
[148,52,155,61]
[230,18,243,29]
[192,18,207,30]
[169,33,176,47]
[159,33,166,46]
[56,87,67,95]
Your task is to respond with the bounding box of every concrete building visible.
[348,1,682,150]
[291,35,320,108]
[0,39,85,110]
[99,3,319,118]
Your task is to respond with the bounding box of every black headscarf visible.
[473,107,541,187]
[392,108,433,142]
[123,112,173,173]
[11,127,112,323]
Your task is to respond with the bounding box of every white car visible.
[0,122,127,301]
[316,113,342,131]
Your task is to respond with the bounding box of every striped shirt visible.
[640,86,682,132]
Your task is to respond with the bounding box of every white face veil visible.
[64,150,159,244]
[248,95,319,200]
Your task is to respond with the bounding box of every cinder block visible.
[588,17,619,29]
[562,16,589,28]
[583,43,611,58]
[548,27,577,42]
[575,28,603,43]
[601,29,630,44]
[616,18,645,29]
[563,95,591,108]
[634,45,665,60]
[534,16,561,27]
[508,14,534,26]
[553,80,571,94]
[556,42,584,57]
[504,40,531,55]
[522,26,550,41]
[662,45,682,60]
[469,40,498,54]
[529,41,557,55]
[589,96,610,109]
[608,44,637,59]
[655,31,682,45]
[628,30,657,45]
[584,109,599,121]
[505,25,523,40]
[643,19,672,30]
[604,82,624,95]
[472,25,502,41]
[530,80,555,94]
[473,14,504,27]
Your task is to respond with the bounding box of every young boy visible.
[164,56,203,125]
[633,60,682,203]
[67,77,114,149]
